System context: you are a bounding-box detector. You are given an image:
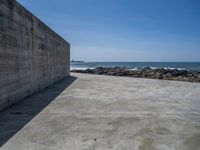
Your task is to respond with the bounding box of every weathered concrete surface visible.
[1,73,200,150]
[0,0,70,111]
[0,76,76,147]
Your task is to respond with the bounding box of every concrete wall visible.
[0,0,70,111]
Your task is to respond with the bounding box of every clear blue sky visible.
[18,0,200,62]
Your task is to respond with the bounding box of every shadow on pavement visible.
[0,76,77,146]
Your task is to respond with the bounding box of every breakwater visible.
[71,67,200,82]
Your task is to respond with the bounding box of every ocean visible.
[71,62,200,71]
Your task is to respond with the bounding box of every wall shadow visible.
[0,76,77,146]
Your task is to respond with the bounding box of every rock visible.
[143,67,152,71]
[71,67,200,83]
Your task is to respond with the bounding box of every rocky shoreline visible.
[71,67,200,82]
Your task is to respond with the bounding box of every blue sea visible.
[71,62,200,71]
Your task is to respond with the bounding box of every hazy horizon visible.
[18,0,200,62]
[71,60,200,63]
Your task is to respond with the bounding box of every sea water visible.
[71,62,200,71]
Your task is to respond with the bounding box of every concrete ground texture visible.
[0,73,200,150]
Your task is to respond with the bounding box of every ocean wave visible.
[127,66,158,70]
[164,67,186,70]
[70,66,187,71]
[70,67,95,70]
[149,67,158,70]
[126,68,138,71]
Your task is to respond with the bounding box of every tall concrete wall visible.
[0,0,70,111]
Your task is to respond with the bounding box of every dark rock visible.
[143,67,152,71]
[71,67,200,83]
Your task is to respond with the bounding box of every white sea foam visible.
[70,66,187,71]
[127,66,187,71]
[128,66,158,70]
[70,67,94,71]
[164,67,176,70]
[177,68,187,70]
[149,67,158,70]
[164,67,186,70]
[126,68,138,71]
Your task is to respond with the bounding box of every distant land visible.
[70,60,85,63]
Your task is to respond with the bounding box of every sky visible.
[17,0,200,62]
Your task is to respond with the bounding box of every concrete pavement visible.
[1,73,200,150]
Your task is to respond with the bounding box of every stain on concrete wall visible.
[0,0,70,111]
